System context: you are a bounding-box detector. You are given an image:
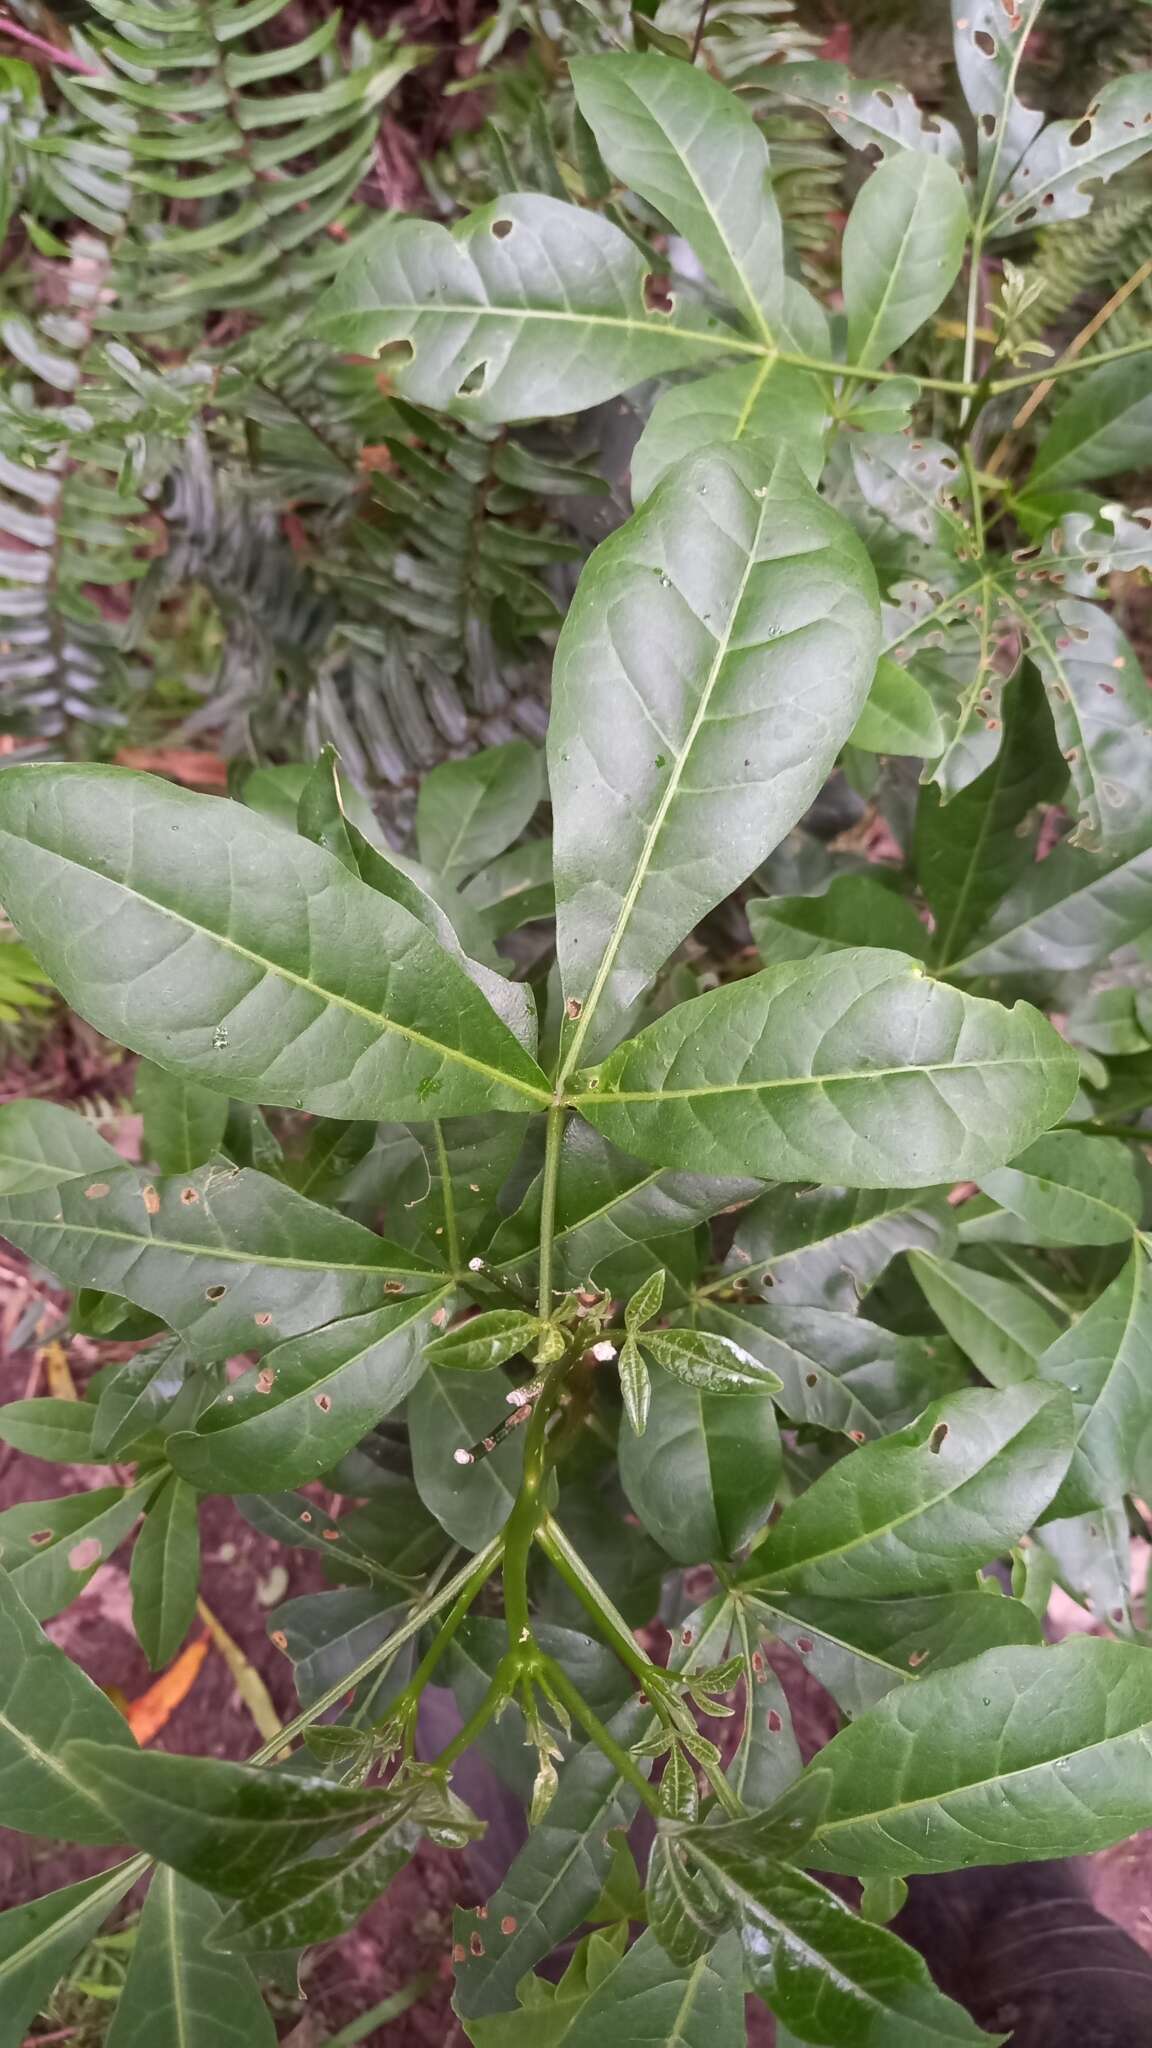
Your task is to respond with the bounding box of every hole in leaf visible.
[979,113,997,136]
[929,1421,949,1453]
[374,339,415,369]
[457,361,488,398]
[29,1529,53,1547]
[644,274,675,315]
[205,1283,227,1301]
[875,89,894,107]
[1070,118,1093,146]
[767,1709,783,1732]
[973,29,997,55]
[795,1637,814,1654]
[1016,206,1037,224]
[491,218,513,239]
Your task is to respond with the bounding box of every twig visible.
[986,254,1152,476]
[0,17,101,75]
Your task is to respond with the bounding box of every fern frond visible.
[1014,183,1152,342]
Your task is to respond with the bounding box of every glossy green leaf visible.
[1019,595,1152,859]
[106,1868,276,2048]
[695,1846,999,2045]
[465,1927,744,2047]
[741,1381,1073,1598]
[619,1375,779,1562]
[0,766,549,1121]
[0,1162,434,1366]
[130,1473,200,1669]
[416,742,543,881]
[1030,356,1152,493]
[643,1327,784,1396]
[1037,1241,1152,1513]
[0,1568,137,1845]
[699,1302,967,1440]
[0,1398,100,1463]
[270,1588,409,1712]
[631,362,827,505]
[843,154,968,369]
[574,950,1078,1188]
[549,446,879,1063]
[618,1337,651,1436]
[916,664,1067,967]
[0,1099,122,1197]
[848,656,945,757]
[979,1130,1141,1245]
[718,1184,954,1312]
[0,1861,141,2048]
[946,837,1152,980]
[210,1811,418,1954]
[424,1309,541,1372]
[136,1058,229,1175]
[749,1588,1042,1718]
[170,1292,447,1493]
[808,1636,1152,1876]
[747,875,929,966]
[409,1366,525,1549]
[91,1338,189,1459]
[63,1742,412,1895]
[908,1249,1060,1386]
[310,192,735,424]
[0,1484,147,1621]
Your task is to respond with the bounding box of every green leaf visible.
[747,875,930,965]
[91,1338,189,1459]
[849,656,945,757]
[570,53,787,344]
[619,1375,779,1562]
[807,1636,1152,1876]
[416,742,543,881]
[915,664,1067,966]
[770,60,966,172]
[1019,595,1152,859]
[574,950,1078,1187]
[0,1861,141,2048]
[464,1928,744,2047]
[270,1588,410,1712]
[63,1742,413,1895]
[0,1162,435,1366]
[740,1381,1073,1598]
[618,1339,651,1436]
[0,1398,100,1463]
[1030,355,1152,492]
[310,192,736,424]
[1037,1241,1152,1513]
[0,766,549,1121]
[748,1588,1042,1717]
[209,1812,417,1954]
[642,1327,783,1397]
[946,837,1152,981]
[130,1473,200,1670]
[699,1302,967,1440]
[424,1310,541,1372]
[843,153,968,369]
[549,446,879,1063]
[0,1567,138,1844]
[717,1184,954,1312]
[170,1292,447,1494]
[907,1249,1060,1386]
[631,362,827,505]
[106,1868,276,2048]
[0,1484,148,1622]
[989,72,1152,237]
[136,1059,229,1175]
[1035,1502,1134,1630]
[625,1269,665,1333]
[978,1130,1142,1245]
[690,1846,998,2046]
[409,1366,526,1549]
[0,1099,122,1197]
[952,0,1043,206]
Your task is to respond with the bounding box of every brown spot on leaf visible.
[315,1394,332,1413]
[795,1637,814,1655]
[142,1185,160,1215]
[180,1186,200,1205]
[84,1183,109,1201]
[767,1709,783,1732]
[909,1649,929,1668]
[68,1537,103,1572]
[384,1281,406,1295]
[501,1915,518,1935]
[29,1529,54,1547]
[271,1630,288,1650]
[254,1312,273,1327]
[205,1284,227,1301]
[256,1369,276,1395]
[470,1933,485,1957]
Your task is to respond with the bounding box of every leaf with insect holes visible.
[574,950,1078,1188]
[0,767,549,1121]
[698,1302,967,1440]
[0,1483,150,1622]
[843,153,968,370]
[549,445,879,1063]
[0,1569,138,1845]
[0,1163,437,1366]
[631,362,827,504]
[62,1743,417,1896]
[1016,595,1152,859]
[988,71,1152,239]
[806,1637,1152,1877]
[619,1373,779,1562]
[310,193,739,423]
[424,1309,541,1372]
[105,1868,276,2048]
[170,1292,448,1495]
[952,0,1044,206]
[718,1184,955,1314]
[769,60,966,171]
[131,1473,200,1671]
[0,1098,123,1197]
[740,1382,1073,1599]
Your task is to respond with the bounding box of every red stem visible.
[0,17,101,76]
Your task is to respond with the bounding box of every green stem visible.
[536,1103,566,1319]
[502,1368,565,1649]
[539,1655,662,1816]
[962,443,986,558]
[536,1516,664,1694]
[1062,1120,1152,1142]
[249,1536,504,1763]
[432,1657,516,1772]
[775,348,973,395]
[989,333,1152,394]
[397,1562,493,1754]
[433,1120,462,1273]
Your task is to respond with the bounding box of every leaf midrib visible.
[1,1208,428,1278]
[574,1050,1064,1105]
[371,292,765,356]
[849,174,936,368]
[5,830,551,1108]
